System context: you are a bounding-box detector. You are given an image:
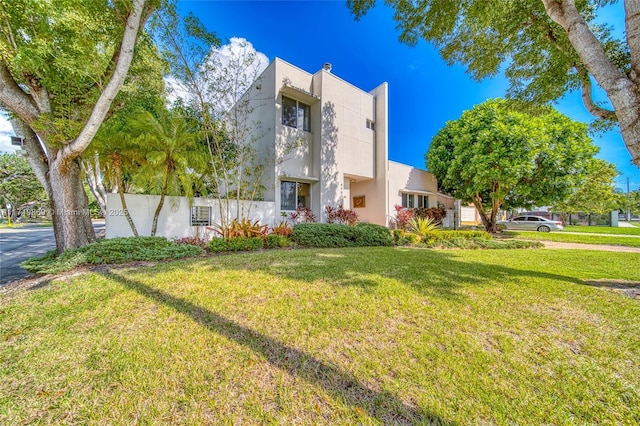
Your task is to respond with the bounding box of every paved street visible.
[0,221,105,286]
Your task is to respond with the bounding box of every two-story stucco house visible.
[105,58,442,239]
[246,58,438,226]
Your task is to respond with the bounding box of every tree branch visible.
[59,0,149,164]
[575,66,617,120]
[8,115,52,199]
[541,0,629,97]
[625,0,640,84]
[0,65,40,125]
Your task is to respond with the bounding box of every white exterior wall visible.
[106,193,275,239]
[349,82,389,225]
[387,161,438,221]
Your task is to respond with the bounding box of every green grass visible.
[564,225,640,235]
[506,231,640,247]
[21,237,203,274]
[2,247,639,424]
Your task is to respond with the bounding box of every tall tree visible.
[0,0,157,252]
[553,159,624,222]
[426,99,597,232]
[153,11,270,226]
[131,109,205,236]
[0,152,47,222]
[347,0,640,168]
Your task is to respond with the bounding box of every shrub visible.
[393,205,414,230]
[420,230,491,245]
[270,219,293,236]
[175,236,208,249]
[292,223,393,247]
[409,217,440,236]
[413,207,447,225]
[210,218,268,240]
[209,237,229,253]
[289,207,317,223]
[424,237,542,250]
[21,237,203,274]
[265,234,292,249]
[227,237,263,252]
[209,237,264,252]
[325,205,359,226]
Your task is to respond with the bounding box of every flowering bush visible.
[174,236,209,248]
[325,205,359,226]
[289,207,317,223]
[393,205,414,230]
[271,219,293,236]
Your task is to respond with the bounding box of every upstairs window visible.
[282,96,310,131]
[366,119,375,130]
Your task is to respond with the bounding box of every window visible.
[366,119,375,130]
[282,96,310,131]
[402,193,414,208]
[191,206,211,226]
[402,193,429,208]
[281,181,311,210]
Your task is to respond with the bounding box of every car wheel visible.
[496,224,507,232]
[537,225,550,232]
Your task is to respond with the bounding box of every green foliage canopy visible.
[552,159,624,216]
[0,152,47,218]
[426,99,597,231]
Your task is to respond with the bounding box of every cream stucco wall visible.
[238,58,439,227]
[106,193,275,239]
[387,161,438,220]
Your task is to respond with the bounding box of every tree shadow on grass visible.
[199,247,585,301]
[103,271,449,425]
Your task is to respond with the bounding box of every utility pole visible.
[628,177,631,222]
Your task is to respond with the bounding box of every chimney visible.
[323,62,332,73]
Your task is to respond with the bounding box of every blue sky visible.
[178,0,639,192]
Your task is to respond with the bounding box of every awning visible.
[399,189,436,196]
[280,84,320,105]
[279,175,320,183]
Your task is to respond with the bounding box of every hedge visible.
[292,223,393,247]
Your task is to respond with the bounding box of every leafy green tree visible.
[90,120,146,236]
[348,0,640,168]
[0,152,47,221]
[553,160,624,222]
[628,190,640,216]
[426,99,597,232]
[0,0,158,252]
[131,109,206,236]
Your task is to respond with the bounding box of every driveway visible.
[0,221,105,286]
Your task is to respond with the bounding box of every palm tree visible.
[89,119,144,236]
[131,109,206,236]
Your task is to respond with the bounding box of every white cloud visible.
[166,37,269,112]
[0,113,19,154]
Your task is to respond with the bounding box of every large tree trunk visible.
[113,156,139,236]
[49,157,96,253]
[150,164,171,237]
[471,194,501,233]
[83,153,108,217]
[542,0,640,167]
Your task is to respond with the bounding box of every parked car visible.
[497,215,564,232]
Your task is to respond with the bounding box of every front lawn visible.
[564,225,640,236]
[1,248,639,424]
[506,230,640,247]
